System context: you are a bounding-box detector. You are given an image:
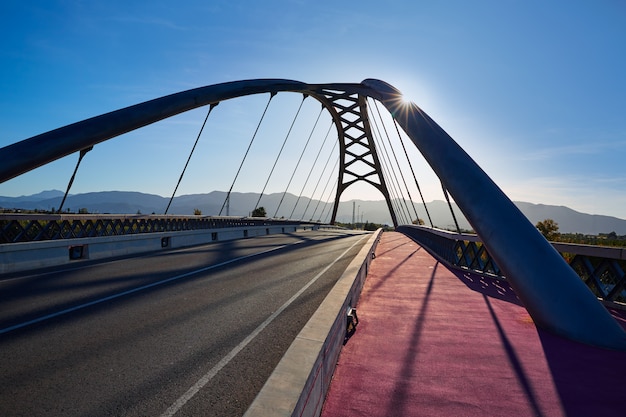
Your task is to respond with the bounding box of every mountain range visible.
[1,189,625,235]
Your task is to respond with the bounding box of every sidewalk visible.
[321,232,626,417]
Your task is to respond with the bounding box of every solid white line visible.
[159,234,368,417]
[0,242,298,335]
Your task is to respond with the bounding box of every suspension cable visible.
[57,146,93,213]
[300,140,338,220]
[391,118,434,227]
[219,93,276,215]
[273,104,323,218]
[165,103,218,214]
[369,107,411,224]
[309,157,339,221]
[369,101,413,224]
[254,94,307,211]
[371,100,420,223]
[319,179,338,223]
[371,129,407,224]
[373,133,406,224]
[289,120,334,219]
[441,181,462,234]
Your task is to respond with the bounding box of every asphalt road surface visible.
[0,229,371,417]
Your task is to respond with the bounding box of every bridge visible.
[1,79,625,416]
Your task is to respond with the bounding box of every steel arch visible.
[0,79,396,226]
[1,78,624,350]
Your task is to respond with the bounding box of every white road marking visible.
[0,242,299,335]
[160,235,367,417]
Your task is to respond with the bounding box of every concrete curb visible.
[243,229,382,417]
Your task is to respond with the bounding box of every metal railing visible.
[397,225,626,307]
[0,214,324,244]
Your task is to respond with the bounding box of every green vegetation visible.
[536,218,626,247]
[251,207,267,217]
[559,232,626,247]
[536,218,560,241]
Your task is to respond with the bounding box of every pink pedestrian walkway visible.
[321,232,626,417]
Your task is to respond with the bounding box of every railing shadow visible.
[447,259,626,417]
[450,264,626,417]
[453,269,523,306]
[363,229,626,417]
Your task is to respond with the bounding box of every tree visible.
[364,221,379,231]
[536,218,560,241]
[193,208,202,215]
[251,206,267,217]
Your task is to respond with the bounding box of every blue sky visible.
[1,1,625,219]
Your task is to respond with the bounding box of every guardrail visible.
[0,213,328,244]
[397,225,626,307]
[0,215,341,274]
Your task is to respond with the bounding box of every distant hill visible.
[514,202,626,236]
[2,189,65,203]
[1,190,625,235]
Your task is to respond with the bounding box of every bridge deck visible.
[321,231,626,417]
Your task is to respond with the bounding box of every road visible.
[0,229,371,417]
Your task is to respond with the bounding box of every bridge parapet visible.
[397,225,626,308]
[0,213,331,244]
[0,214,340,274]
